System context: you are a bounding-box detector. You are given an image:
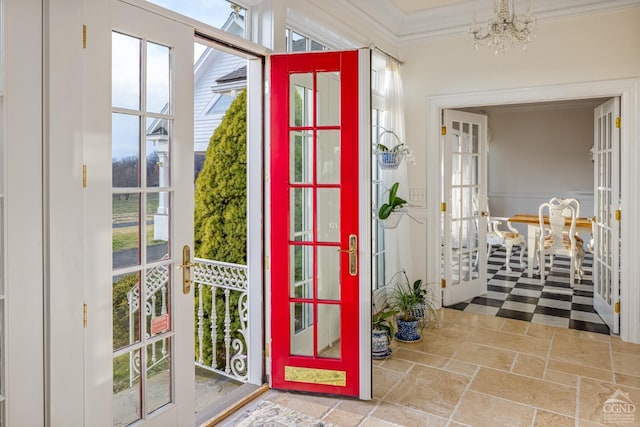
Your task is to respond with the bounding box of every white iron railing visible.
[193,258,248,383]
[125,258,249,386]
[127,262,170,386]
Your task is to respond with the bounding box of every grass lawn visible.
[113,192,161,224]
[113,223,167,252]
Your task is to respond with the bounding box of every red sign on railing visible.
[151,313,170,335]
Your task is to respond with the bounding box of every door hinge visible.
[441,202,446,212]
[82,164,87,188]
[441,126,447,135]
[265,343,270,357]
[265,256,269,270]
[82,25,87,49]
[615,209,621,221]
[615,117,621,129]
[83,303,88,327]
[614,301,620,314]
[441,278,446,288]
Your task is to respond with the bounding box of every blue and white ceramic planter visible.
[372,329,392,359]
[394,317,421,342]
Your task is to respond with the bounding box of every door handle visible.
[337,234,358,276]
[178,245,195,294]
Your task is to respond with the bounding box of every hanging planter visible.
[376,150,404,170]
[378,207,407,229]
[377,182,407,229]
[374,128,411,170]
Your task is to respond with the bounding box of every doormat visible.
[232,401,336,427]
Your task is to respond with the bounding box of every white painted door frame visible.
[426,79,640,344]
[4,0,45,425]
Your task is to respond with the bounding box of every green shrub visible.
[193,89,247,369]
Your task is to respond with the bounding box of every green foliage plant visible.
[372,307,398,339]
[377,182,407,220]
[389,270,437,323]
[194,89,247,263]
[193,89,247,369]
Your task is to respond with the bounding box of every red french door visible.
[270,50,361,396]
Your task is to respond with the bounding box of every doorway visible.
[442,100,614,334]
[427,79,639,343]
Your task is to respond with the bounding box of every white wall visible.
[399,6,640,284]
[401,6,640,189]
[486,104,596,236]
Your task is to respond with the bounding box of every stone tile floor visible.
[224,309,640,426]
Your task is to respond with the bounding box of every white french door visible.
[442,110,488,305]
[592,97,620,334]
[108,1,194,425]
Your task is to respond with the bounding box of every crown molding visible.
[346,0,640,43]
[285,0,401,57]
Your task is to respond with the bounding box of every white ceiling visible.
[389,0,469,13]
[343,0,640,43]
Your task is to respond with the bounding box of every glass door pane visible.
[110,2,194,419]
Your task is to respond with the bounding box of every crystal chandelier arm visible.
[469,0,536,53]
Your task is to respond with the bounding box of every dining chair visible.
[486,215,526,272]
[549,197,580,218]
[547,197,586,273]
[483,198,526,272]
[538,198,585,287]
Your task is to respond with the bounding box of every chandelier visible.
[470,0,536,54]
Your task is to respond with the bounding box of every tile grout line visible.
[470,388,573,422]
[509,351,520,373]
[318,395,344,422]
[445,364,481,425]
[356,361,417,427]
[574,376,581,427]
[543,331,555,383]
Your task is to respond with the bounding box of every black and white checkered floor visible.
[446,247,610,335]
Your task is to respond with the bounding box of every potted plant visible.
[377,182,407,229]
[389,271,437,342]
[371,307,398,359]
[374,128,413,170]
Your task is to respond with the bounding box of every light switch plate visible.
[409,188,426,201]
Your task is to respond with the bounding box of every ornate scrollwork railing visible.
[193,258,248,383]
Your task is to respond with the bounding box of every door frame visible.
[427,78,640,343]
[4,0,45,425]
[264,48,372,399]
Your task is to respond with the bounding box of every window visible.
[112,31,174,425]
[285,28,328,52]
[372,108,386,290]
[206,94,233,115]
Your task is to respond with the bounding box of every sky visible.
[147,0,235,30]
[112,0,240,159]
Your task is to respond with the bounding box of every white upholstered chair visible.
[538,198,585,287]
[486,212,526,272]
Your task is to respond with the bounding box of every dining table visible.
[507,214,593,278]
